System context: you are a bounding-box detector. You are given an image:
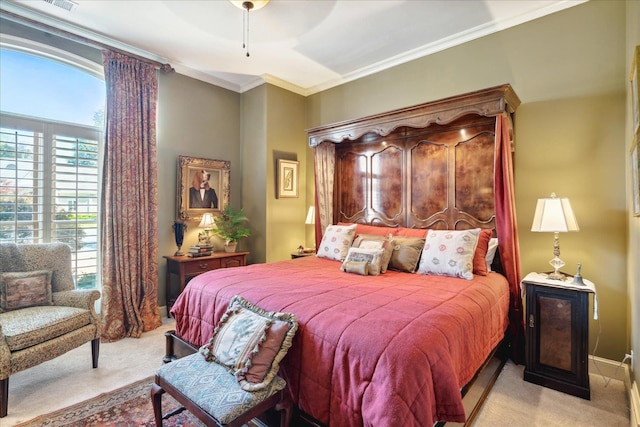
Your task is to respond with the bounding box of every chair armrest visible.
[53,290,101,331]
[53,289,100,310]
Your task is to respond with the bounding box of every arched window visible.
[0,37,105,290]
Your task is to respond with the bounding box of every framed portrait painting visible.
[177,155,230,220]
[277,159,299,198]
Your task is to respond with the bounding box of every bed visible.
[167,85,525,426]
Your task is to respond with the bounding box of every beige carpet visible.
[472,360,630,426]
[4,317,630,427]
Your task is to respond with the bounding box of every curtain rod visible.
[1,9,174,73]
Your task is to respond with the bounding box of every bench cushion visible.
[0,306,92,351]
[156,353,286,425]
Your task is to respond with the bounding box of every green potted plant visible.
[214,205,251,252]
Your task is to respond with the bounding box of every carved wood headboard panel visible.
[307,85,520,232]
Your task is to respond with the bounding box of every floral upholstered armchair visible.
[0,243,101,417]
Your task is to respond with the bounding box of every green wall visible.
[625,0,640,389]
[156,72,241,307]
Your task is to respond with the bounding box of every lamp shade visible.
[305,206,315,225]
[531,194,579,233]
[198,213,216,229]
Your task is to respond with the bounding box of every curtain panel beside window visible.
[100,50,161,341]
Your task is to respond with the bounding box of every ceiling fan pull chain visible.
[243,1,253,57]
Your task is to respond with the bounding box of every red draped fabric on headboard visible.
[494,113,525,363]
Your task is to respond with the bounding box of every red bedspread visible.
[171,256,509,426]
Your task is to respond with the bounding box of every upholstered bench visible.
[152,295,298,427]
[151,352,291,427]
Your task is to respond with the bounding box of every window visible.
[0,41,104,289]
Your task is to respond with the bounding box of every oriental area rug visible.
[15,377,205,427]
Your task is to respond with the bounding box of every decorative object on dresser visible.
[212,205,251,253]
[187,244,213,257]
[172,221,187,256]
[530,193,579,280]
[176,155,230,221]
[522,271,597,400]
[197,212,216,246]
[164,252,249,316]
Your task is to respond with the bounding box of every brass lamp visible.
[530,193,579,280]
[198,213,216,245]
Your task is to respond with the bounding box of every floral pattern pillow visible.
[199,295,298,391]
[417,229,480,280]
[317,224,357,261]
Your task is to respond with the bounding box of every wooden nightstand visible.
[291,252,315,259]
[164,252,249,316]
[522,272,595,400]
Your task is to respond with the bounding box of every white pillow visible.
[417,229,480,280]
[486,238,499,272]
[317,224,357,261]
[341,246,385,276]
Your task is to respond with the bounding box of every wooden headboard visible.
[307,85,520,231]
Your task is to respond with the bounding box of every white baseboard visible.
[589,355,630,383]
[631,381,640,427]
[160,305,168,319]
[589,356,638,427]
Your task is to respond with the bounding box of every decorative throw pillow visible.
[472,229,493,276]
[0,270,53,311]
[317,224,357,261]
[352,234,395,273]
[417,229,480,280]
[341,260,369,276]
[388,237,426,273]
[341,247,385,276]
[199,295,298,391]
[486,238,499,272]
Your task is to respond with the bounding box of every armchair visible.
[0,243,101,417]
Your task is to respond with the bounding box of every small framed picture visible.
[277,159,299,198]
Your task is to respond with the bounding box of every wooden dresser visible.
[164,252,249,315]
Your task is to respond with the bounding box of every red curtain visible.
[100,50,162,342]
[494,113,525,363]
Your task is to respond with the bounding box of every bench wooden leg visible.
[151,382,166,427]
[276,397,293,427]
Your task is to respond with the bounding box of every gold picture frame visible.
[631,45,640,136]
[177,155,230,221]
[277,159,299,198]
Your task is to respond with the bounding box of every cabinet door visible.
[524,283,590,399]
[222,255,246,269]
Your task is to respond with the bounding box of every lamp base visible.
[547,271,565,281]
[547,255,566,281]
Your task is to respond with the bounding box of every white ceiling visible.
[1,0,585,95]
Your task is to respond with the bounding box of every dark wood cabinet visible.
[164,252,248,316]
[523,277,590,399]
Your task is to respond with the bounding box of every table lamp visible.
[530,193,579,280]
[198,213,216,245]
